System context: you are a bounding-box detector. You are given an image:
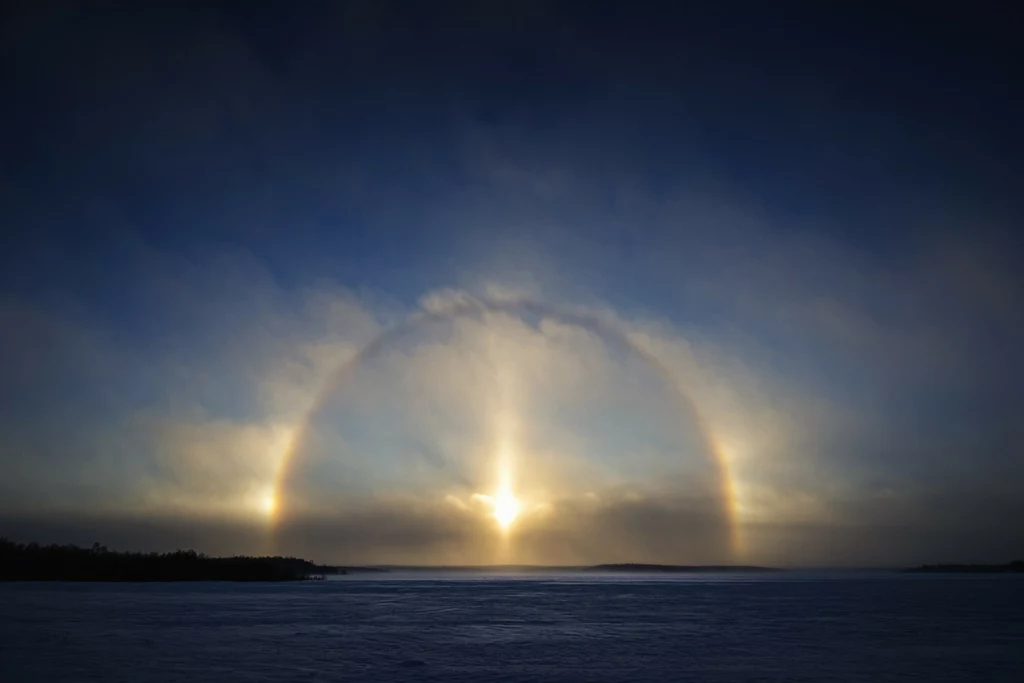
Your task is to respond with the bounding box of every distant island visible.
[0,538,347,582]
[906,560,1024,574]
[587,563,780,573]
[372,563,781,573]
[335,565,390,574]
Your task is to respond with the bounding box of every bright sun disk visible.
[493,489,520,529]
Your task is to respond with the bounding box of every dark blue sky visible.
[1,1,1022,564]
[4,2,1021,296]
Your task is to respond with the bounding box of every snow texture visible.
[2,572,1023,682]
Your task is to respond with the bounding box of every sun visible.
[492,489,521,530]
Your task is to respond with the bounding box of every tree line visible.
[0,538,332,581]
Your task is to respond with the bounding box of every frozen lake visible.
[2,572,1022,682]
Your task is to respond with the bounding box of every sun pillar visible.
[492,412,521,563]
[494,430,520,528]
[486,320,523,562]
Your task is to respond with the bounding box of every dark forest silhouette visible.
[0,538,339,581]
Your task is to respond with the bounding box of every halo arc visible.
[271,295,741,556]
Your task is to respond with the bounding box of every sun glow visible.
[493,488,521,530]
[469,490,522,531]
[260,490,277,517]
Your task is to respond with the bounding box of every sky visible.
[1,1,1022,567]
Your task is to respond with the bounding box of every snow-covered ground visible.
[2,572,1022,682]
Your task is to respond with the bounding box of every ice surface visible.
[2,572,1022,682]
